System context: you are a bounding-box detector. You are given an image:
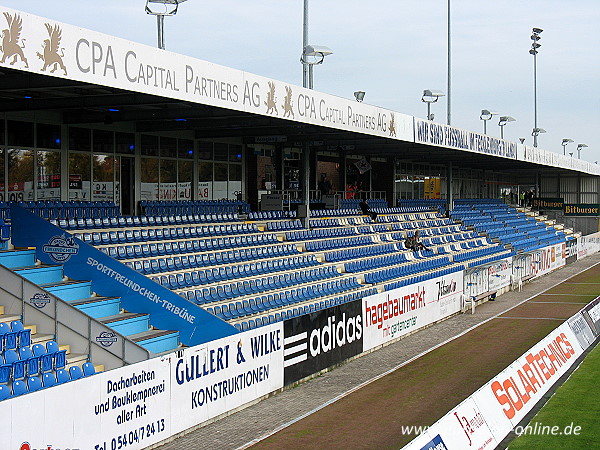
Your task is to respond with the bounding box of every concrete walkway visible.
[153,252,600,450]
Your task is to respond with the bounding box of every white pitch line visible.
[236,259,600,450]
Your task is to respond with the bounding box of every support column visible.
[446,162,453,215]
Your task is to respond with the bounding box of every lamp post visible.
[300,45,333,90]
[561,138,574,155]
[422,90,445,121]
[354,91,366,102]
[145,0,187,50]
[530,27,543,147]
[480,109,498,134]
[577,143,588,159]
[532,127,546,144]
[498,116,516,139]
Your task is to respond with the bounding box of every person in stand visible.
[318,174,332,196]
[359,199,377,222]
[405,230,428,251]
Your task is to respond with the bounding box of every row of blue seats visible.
[465,251,514,268]
[383,266,464,291]
[140,200,250,216]
[324,243,399,263]
[305,235,375,252]
[286,227,357,241]
[453,245,505,263]
[345,252,410,273]
[53,213,240,230]
[13,200,119,220]
[173,260,326,302]
[207,277,363,320]
[103,234,280,260]
[122,245,299,274]
[0,321,31,352]
[248,210,297,220]
[158,260,331,291]
[77,223,259,245]
[364,256,451,284]
[234,287,380,331]
[0,340,66,384]
[0,363,96,401]
[266,220,304,231]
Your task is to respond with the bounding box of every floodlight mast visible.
[145,0,188,50]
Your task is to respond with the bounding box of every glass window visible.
[7,121,34,147]
[8,149,34,201]
[159,159,177,200]
[37,150,61,200]
[93,154,115,201]
[115,132,135,154]
[214,143,228,161]
[214,163,228,181]
[177,160,193,200]
[229,144,242,162]
[178,139,194,159]
[141,158,159,201]
[93,129,114,153]
[160,137,177,158]
[68,153,91,200]
[69,127,91,151]
[0,149,4,201]
[198,141,213,160]
[0,120,5,146]
[140,134,159,156]
[36,124,61,149]
[198,161,213,182]
[229,164,242,181]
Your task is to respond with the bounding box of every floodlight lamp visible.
[532,27,543,34]
[532,127,546,135]
[145,0,187,16]
[531,42,541,49]
[577,143,588,150]
[529,49,538,55]
[428,113,435,121]
[301,45,333,65]
[562,138,574,144]
[354,91,366,102]
[480,109,498,120]
[499,116,516,126]
[422,89,445,103]
[530,34,541,41]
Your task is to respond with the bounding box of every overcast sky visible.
[3,1,599,163]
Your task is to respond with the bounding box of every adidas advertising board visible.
[283,301,363,385]
[362,273,464,351]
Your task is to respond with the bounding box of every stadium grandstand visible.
[0,5,598,449]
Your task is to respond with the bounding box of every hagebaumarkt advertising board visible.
[529,242,566,280]
[0,358,171,450]
[362,272,464,351]
[169,323,284,435]
[283,301,363,385]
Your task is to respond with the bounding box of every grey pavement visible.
[151,252,600,450]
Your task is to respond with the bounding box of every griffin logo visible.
[282,86,294,118]
[0,12,28,68]
[37,23,66,75]
[389,113,396,137]
[265,81,278,114]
